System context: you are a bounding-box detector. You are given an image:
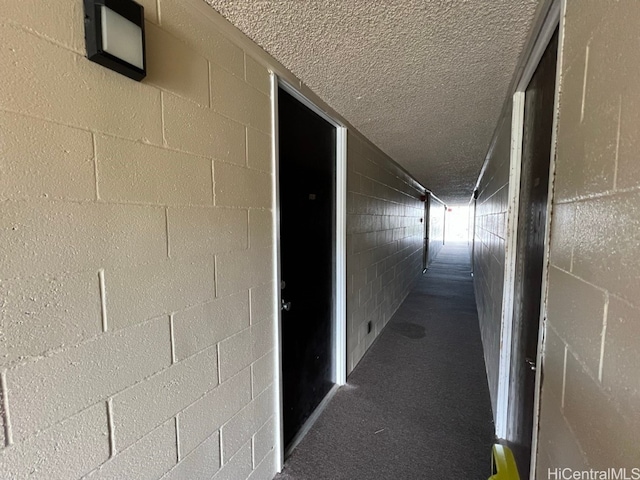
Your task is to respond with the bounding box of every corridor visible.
[276,243,495,480]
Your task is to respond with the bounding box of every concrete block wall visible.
[0,1,278,478]
[346,132,425,372]
[472,112,511,414]
[0,0,433,477]
[536,1,640,471]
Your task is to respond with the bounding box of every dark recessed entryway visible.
[278,87,337,452]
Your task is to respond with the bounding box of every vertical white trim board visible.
[270,72,284,473]
[496,90,525,440]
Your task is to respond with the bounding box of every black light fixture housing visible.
[84,0,146,81]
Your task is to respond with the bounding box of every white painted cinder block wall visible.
[472,109,511,414]
[0,1,428,478]
[346,132,426,372]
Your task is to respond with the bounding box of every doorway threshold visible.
[285,383,340,458]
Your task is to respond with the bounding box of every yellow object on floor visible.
[489,444,520,480]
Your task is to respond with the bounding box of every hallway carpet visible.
[274,242,495,480]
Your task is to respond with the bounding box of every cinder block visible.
[112,345,218,450]
[214,162,272,209]
[249,210,273,249]
[536,387,588,472]
[162,93,245,163]
[247,449,276,480]
[221,402,254,463]
[215,247,274,298]
[251,351,274,399]
[252,417,275,468]
[158,0,244,77]
[95,135,213,206]
[6,317,170,442]
[0,111,95,201]
[0,24,162,145]
[167,206,248,258]
[249,282,275,326]
[573,191,640,302]
[616,84,640,189]
[562,0,608,71]
[251,388,274,441]
[219,329,252,382]
[84,421,176,480]
[173,291,250,361]
[0,403,109,480]
[105,256,215,332]
[0,270,102,367]
[251,321,273,363]
[1,200,167,280]
[245,55,271,96]
[145,23,210,106]
[602,297,640,419]
[213,441,252,480]
[0,0,85,53]
[546,267,605,376]
[162,431,220,480]
[246,127,272,173]
[541,325,567,403]
[210,63,270,132]
[178,368,251,457]
[563,351,640,468]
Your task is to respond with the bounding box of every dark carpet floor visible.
[274,242,496,480]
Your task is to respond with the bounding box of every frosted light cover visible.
[100,5,144,70]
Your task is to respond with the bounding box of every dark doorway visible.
[508,29,559,476]
[422,195,431,272]
[278,87,336,451]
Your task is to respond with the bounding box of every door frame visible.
[495,0,563,475]
[271,75,347,469]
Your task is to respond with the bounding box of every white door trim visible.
[495,0,562,458]
[529,1,565,478]
[271,75,348,469]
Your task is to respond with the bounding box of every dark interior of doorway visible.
[508,28,559,477]
[278,88,336,451]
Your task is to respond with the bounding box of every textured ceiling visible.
[205,0,540,203]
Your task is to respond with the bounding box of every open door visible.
[508,28,559,476]
[277,87,337,453]
[422,194,431,273]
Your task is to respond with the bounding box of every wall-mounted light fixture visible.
[83,0,146,81]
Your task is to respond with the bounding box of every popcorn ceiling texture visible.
[205,0,539,203]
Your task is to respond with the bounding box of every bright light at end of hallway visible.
[445,205,471,244]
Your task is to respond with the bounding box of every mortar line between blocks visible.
[92,133,100,201]
[165,207,171,258]
[169,314,177,365]
[1,370,13,446]
[613,95,622,191]
[580,43,590,123]
[598,294,609,383]
[106,398,116,457]
[175,416,181,462]
[99,269,108,333]
[561,345,568,410]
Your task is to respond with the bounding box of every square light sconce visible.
[83,0,146,81]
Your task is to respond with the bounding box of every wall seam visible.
[1,370,13,446]
[99,268,108,333]
[597,293,609,382]
[106,398,116,457]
